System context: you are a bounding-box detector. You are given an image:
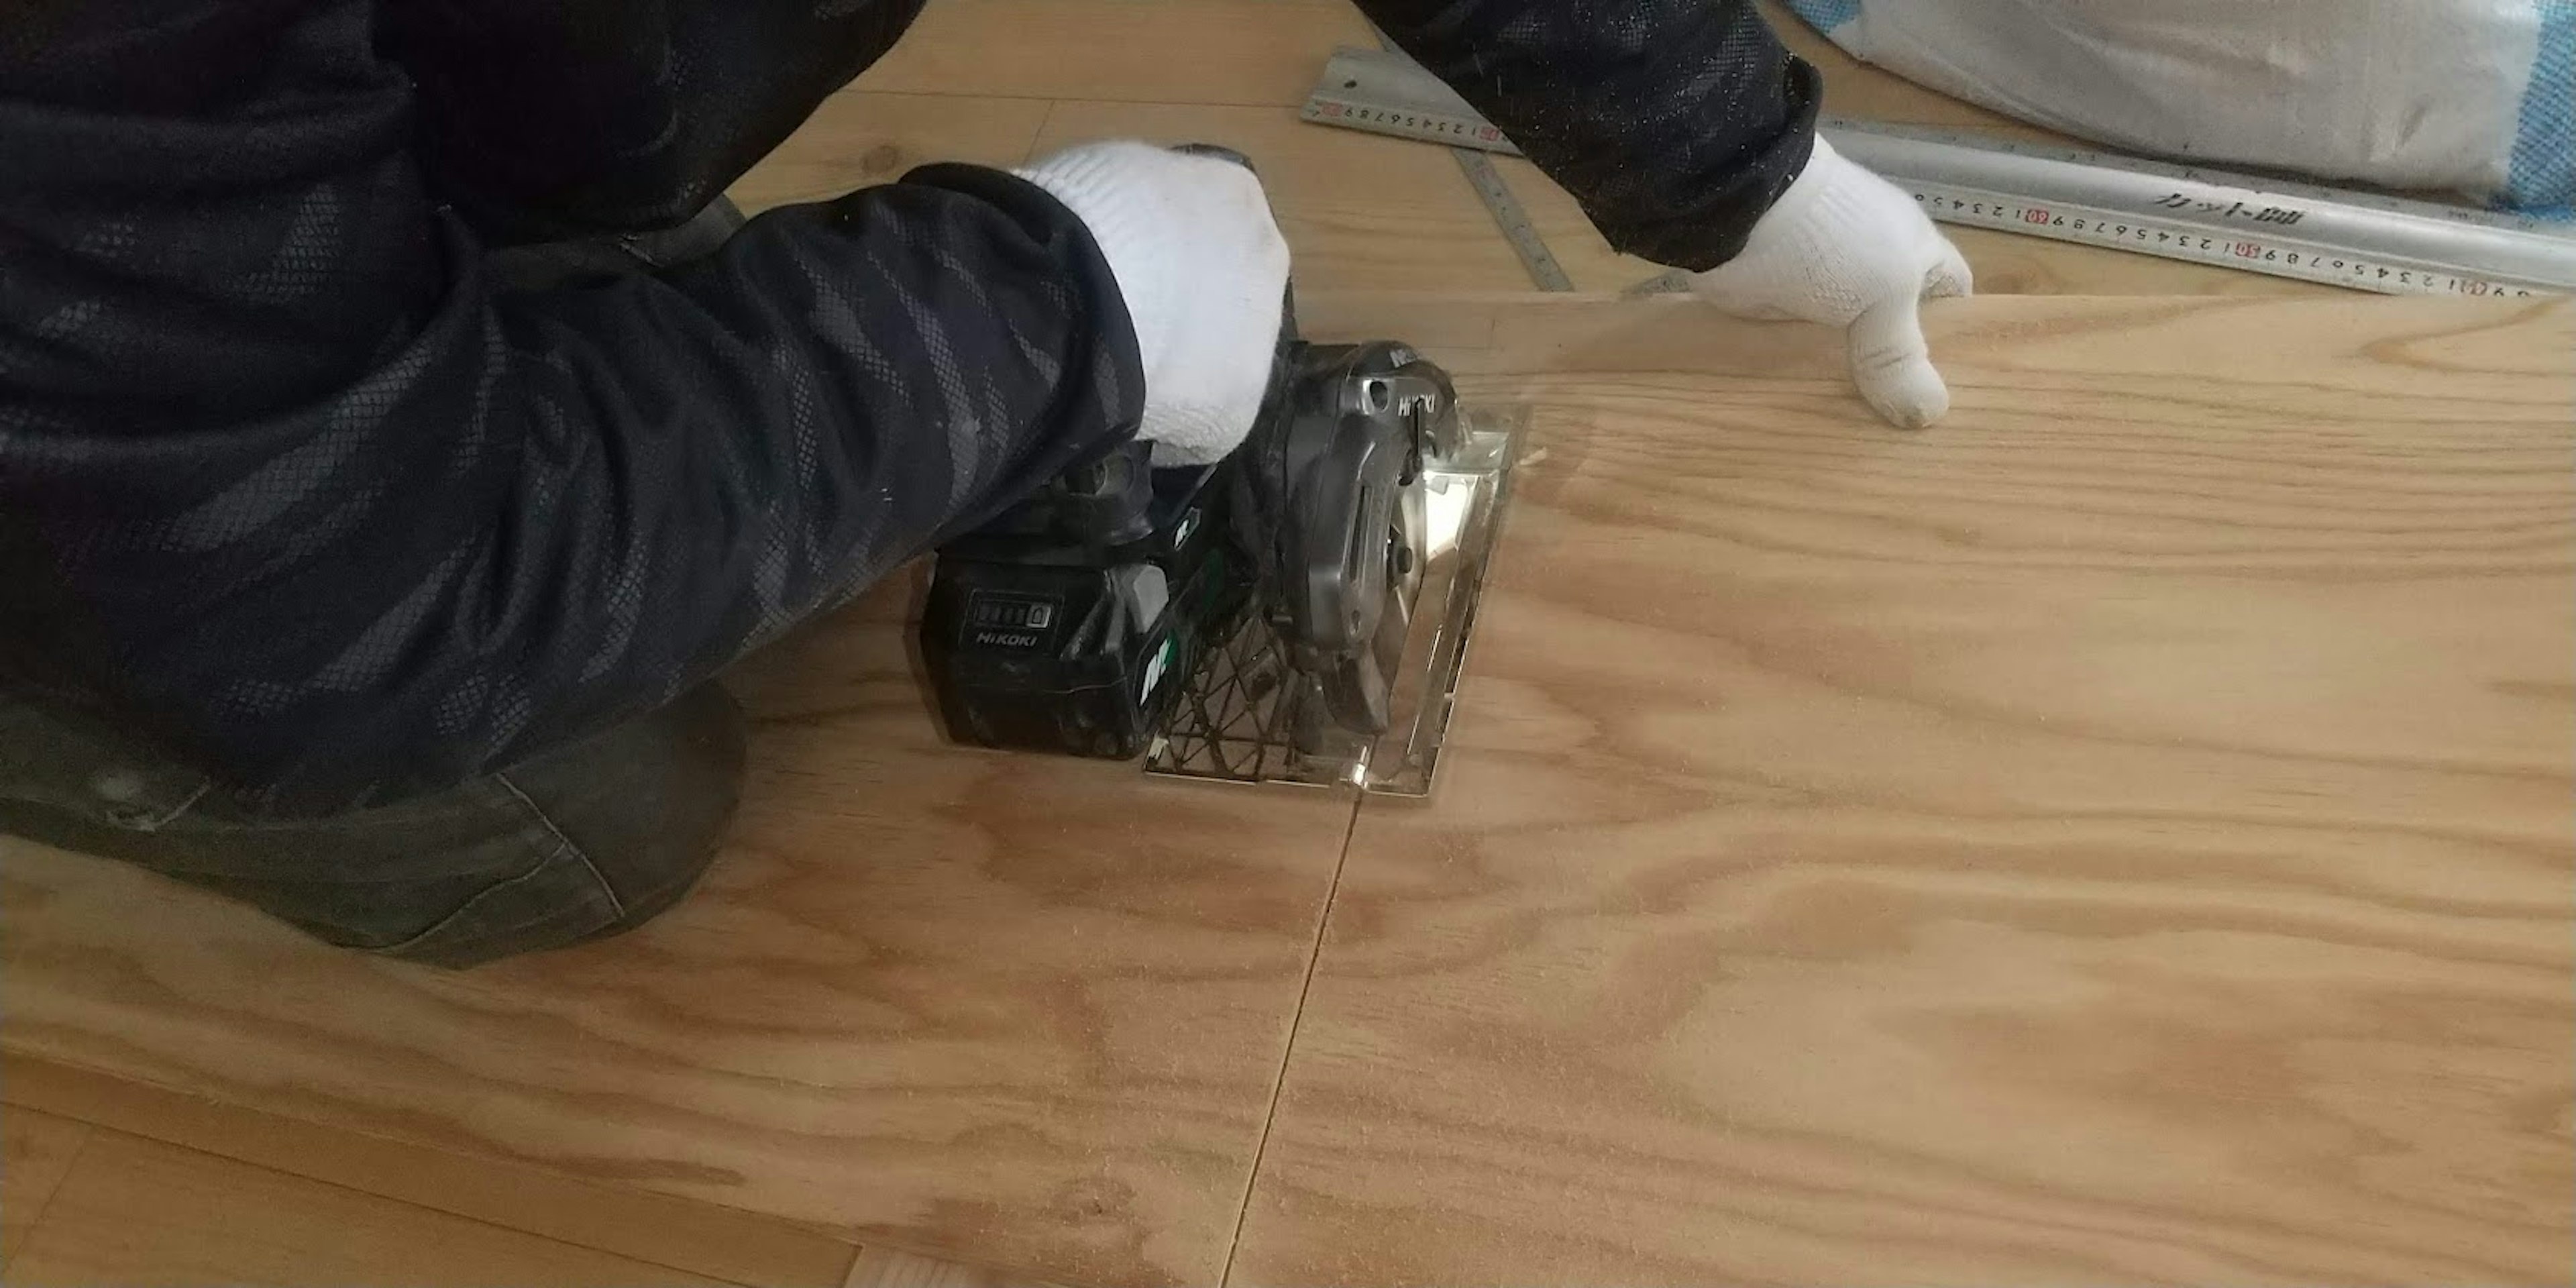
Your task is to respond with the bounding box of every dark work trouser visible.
[0,201,757,968]
[0,684,744,968]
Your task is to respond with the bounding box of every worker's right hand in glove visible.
[1690,136,1974,428]
[1017,142,1291,467]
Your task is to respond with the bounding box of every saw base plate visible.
[1144,402,1525,798]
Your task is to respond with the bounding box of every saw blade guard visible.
[1271,343,1457,738]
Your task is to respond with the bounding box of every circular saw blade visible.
[1318,467,1428,736]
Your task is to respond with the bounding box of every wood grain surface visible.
[0,575,1357,1288]
[9,294,2560,1288]
[1234,294,2576,1285]
[0,1053,861,1288]
[847,1244,1065,1288]
[729,91,1055,214]
[863,0,1374,109]
[0,1107,87,1269]
[1,1130,731,1287]
[5,4,2491,1285]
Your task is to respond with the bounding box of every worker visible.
[0,0,1970,965]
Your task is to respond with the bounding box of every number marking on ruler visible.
[1905,186,2544,297]
[1452,150,1571,290]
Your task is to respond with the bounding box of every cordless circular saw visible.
[920,300,1505,794]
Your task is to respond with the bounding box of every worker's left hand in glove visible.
[1691,136,1974,428]
[1018,142,1291,466]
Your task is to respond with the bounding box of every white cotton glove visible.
[1690,136,1974,428]
[1016,142,1291,466]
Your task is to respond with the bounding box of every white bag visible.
[1783,0,2573,215]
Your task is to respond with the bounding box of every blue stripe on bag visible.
[2506,0,2573,217]
[1783,0,1865,35]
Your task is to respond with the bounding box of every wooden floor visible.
[7,3,2570,1286]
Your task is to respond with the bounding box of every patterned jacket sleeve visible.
[0,0,1141,812]
[1354,0,1823,270]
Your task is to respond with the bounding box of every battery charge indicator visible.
[970,595,1055,631]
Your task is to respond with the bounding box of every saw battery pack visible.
[920,441,1249,759]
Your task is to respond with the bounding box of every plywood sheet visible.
[6,294,2563,1288]
[1237,293,2576,1285]
[861,0,1373,108]
[0,1054,859,1288]
[729,92,1056,214]
[3,1131,731,1287]
[0,576,1356,1288]
[0,1108,87,1269]
[847,1244,1064,1288]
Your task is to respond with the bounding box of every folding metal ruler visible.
[1301,44,2576,298]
